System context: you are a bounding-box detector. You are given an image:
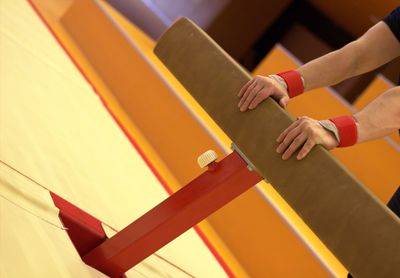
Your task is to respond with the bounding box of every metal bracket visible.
[231,143,267,183]
[231,143,256,172]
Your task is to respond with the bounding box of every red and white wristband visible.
[319,115,358,147]
[270,70,305,98]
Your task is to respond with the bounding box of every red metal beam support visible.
[82,151,262,277]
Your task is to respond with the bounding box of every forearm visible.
[297,22,400,91]
[354,87,400,143]
[297,42,359,91]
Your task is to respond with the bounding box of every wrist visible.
[328,115,358,147]
[268,74,287,91]
[318,120,340,146]
[276,70,305,98]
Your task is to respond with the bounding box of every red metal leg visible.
[51,151,262,277]
[83,151,262,277]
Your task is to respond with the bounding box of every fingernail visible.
[297,155,302,160]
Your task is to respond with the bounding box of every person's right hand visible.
[238,75,289,112]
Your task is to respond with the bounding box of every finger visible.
[248,89,267,109]
[240,85,263,112]
[279,95,290,109]
[297,138,316,160]
[238,79,255,98]
[276,120,302,143]
[238,81,257,108]
[277,124,302,153]
[282,132,308,160]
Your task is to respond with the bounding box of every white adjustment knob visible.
[197,150,218,168]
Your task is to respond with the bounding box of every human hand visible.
[238,75,290,112]
[276,116,339,160]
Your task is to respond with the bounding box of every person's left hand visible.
[276,116,339,160]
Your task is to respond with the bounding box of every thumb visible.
[279,96,289,109]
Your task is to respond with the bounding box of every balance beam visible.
[154,17,400,278]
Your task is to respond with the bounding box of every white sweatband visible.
[318,119,341,144]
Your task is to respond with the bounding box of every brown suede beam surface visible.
[154,18,400,277]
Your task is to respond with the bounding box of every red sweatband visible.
[329,115,358,147]
[277,70,304,98]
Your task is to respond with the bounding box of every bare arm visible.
[238,20,400,160]
[276,86,400,160]
[354,86,400,142]
[238,21,400,111]
[298,22,400,91]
